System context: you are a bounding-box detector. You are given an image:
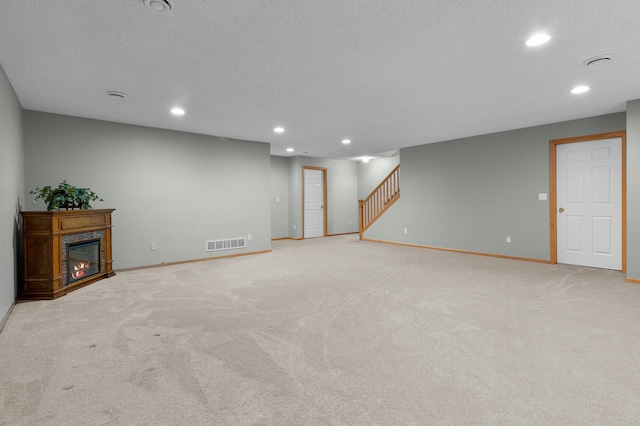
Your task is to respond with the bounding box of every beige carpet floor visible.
[1,234,640,425]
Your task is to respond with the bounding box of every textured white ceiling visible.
[1,0,639,160]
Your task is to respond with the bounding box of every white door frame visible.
[549,131,626,272]
[302,166,327,238]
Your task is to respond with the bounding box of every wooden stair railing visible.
[358,164,400,238]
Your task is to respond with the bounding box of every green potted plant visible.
[30,180,103,211]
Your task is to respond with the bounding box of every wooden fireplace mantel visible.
[20,209,115,300]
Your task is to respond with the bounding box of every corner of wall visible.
[625,100,640,279]
[0,60,25,319]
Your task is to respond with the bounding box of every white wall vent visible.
[205,238,246,252]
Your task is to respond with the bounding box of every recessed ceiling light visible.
[526,33,551,47]
[286,148,294,152]
[171,107,185,116]
[274,127,285,133]
[362,157,370,163]
[571,85,590,94]
[342,139,351,145]
[144,0,173,12]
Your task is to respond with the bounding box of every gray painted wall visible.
[627,100,640,280]
[357,155,400,199]
[287,156,358,238]
[270,156,290,239]
[287,157,301,237]
[0,63,23,321]
[23,111,271,270]
[365,113,626,262]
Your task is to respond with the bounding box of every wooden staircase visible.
[358,165,400,238]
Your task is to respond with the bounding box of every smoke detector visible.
[143,0,173,12]
[584,54,613,67]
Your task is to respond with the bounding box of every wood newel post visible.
[358,199,364,239]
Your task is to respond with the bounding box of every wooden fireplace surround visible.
[20,209,115,300]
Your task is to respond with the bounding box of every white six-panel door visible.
[304,169,324,238]
[556,137,622,270]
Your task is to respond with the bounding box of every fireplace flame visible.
[70,261,90,279]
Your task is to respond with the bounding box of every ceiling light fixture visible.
[342,139,351,145]
[286,148,294,152]
[362,157,370,163]
[571,85,590,94]
[526,33,551,47]
[143,0,173,12]
[274,127,285,133]
[171,107,185,116]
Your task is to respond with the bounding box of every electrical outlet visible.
[404,228,408,234]
[247,234,252,241]
[293,224,296,230]
[506,236,511,243]
[349,220,352,225]
[151,242,157,250]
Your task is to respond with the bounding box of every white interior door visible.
[556,137,622,270]
[304,169,324,238]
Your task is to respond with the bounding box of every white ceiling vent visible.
[206,238,246,252]
[584,54,613,67]
[106,91,127,99]
[143,0,173,12]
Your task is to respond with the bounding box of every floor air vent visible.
[205,238,246,252]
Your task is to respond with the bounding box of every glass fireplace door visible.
[67,240,101,283]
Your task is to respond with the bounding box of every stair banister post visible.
[358,199,364,240]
